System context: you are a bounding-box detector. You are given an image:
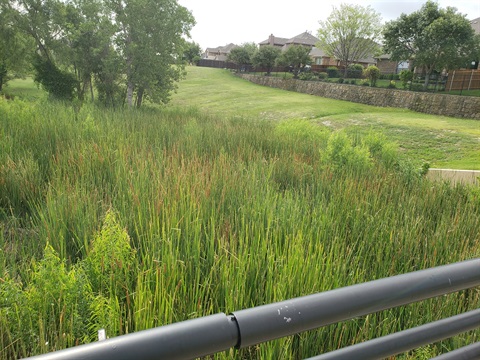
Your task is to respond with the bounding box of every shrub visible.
[33,55,78,101]
[362,81,370,86]
[317,72,328,80]
[337,78,344,84]
[410,83,424,92]
[322,131,372,173]
[350,80,356,85]
[399,70,414,89]
[326,66,339,78]
[388,80,396,89]
[347,64,364,79]
[363,65,380,87]
[298,72,315,81]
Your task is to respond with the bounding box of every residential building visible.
[203,43,237,61]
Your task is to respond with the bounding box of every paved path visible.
[427,169,480,185]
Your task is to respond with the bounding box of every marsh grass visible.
[0,95,479,359]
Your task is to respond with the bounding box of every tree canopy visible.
[276,45,312,79]
[317,3,382,76]
[227,42,257,71]
[251,46,281,75]
[10,0,195,107]
[383,0,478,87]
[0,0,33,91]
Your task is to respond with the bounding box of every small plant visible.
[347,64,364,79]
[363,65,380,87]
[362,81,370,86]
[399,70,414,89]
[337,78,344,84]
[350,79,356,85]
[326,66,339,78]
[388,80,396,89]
[317,72,328,80]
[298,72,314,81]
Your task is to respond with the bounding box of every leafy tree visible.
[383,0,478,88]
[0,0,34,91]
[276,45,312,79]
[363,65,380,87]
[317,4,382,77]
[227,42,257,71]
[183,41,201,65]
[251,45,281,75]
[107,0,195,107]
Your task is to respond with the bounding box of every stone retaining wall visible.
[239,74,480,120]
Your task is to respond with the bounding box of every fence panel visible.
[445,70,480,90]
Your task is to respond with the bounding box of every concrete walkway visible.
[427,168,480,185]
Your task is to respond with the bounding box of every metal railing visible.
[26,258,480,360]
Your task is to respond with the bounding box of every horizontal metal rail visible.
[431,342,480,360]
[26,258,480,360]
[306,309,480,360]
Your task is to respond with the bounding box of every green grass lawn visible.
[2,77,45,101]
[171,67,480,170]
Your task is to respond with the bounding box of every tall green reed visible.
[0,99,478,358]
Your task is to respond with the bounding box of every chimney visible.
[269,34,274,46]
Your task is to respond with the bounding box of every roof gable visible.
[286,32,319,46]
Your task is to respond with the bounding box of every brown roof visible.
[259,35,288,46]
[286,32,319,46]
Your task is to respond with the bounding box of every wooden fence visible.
[445,70,480,91]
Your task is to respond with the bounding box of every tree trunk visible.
[127,80,134,107]
[136,87,144,108]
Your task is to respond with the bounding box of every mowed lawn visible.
[170,67,480,170]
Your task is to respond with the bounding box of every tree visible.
[251,45,281,75]
[183,41,201,65]
[317,4,382,77]
[276,45,312,79]
[0,0,33,91]
[106,0,195,107]
[13,0,195,106]
[227,42,257,71]
[383,0,478,88]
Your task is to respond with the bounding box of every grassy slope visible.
[171,67,480,170]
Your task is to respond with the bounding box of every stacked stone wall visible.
[239,74,480,120]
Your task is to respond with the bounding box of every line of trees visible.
[228,43,312,78]
[0,0,195,107]
[228,1,479,90]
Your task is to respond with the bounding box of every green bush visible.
[298,72,315,81]
[388,80,397,89]
[326,66,339,78]
[317,72,328,80]
[399,70,414,89]
[32,55,78,101]
[347,64,364,79]
[337,78,344,84]
[363,66,380,87]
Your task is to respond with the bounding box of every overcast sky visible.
[177,0,480,50]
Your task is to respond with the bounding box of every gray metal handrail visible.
[25,258,480,360]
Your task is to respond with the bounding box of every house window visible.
[315,58,323,65]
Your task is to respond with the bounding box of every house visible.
[259,34,288,49]
[309,47,337,66]
[203,43,238,61]
[259,31,319,51]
